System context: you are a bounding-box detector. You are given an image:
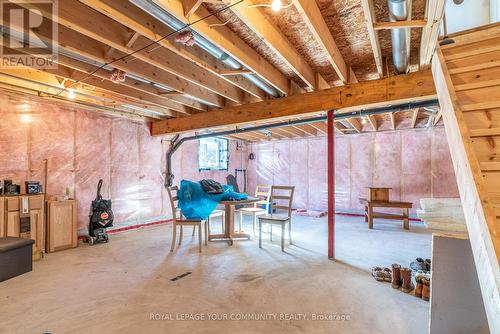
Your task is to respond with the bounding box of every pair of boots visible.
[415,273,431,301]
[391,264,414,293]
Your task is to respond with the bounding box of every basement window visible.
[199,137,229,171]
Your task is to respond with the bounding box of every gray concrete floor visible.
[0,215,434,334]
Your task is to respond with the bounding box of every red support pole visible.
[327,110,335,259]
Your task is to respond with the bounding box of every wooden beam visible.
[292,0,356,84]
[181,0,203,18]
[24,0,239,106]
[411,108,419,128]
[8,18,226,109]
[333,122,345,135]
[420,0,446,69]
[374,19,427,30]
[0,68,165,119]
[367,115,378,131]
[389,112,396,130]
[151,0,290,94]
[309,121,328,134]
[152,70,437,135]
[360,0,384,77]
[346,118,361,133]
[232,0,323,89]
[80,0,266,102]
[218,69,254,76]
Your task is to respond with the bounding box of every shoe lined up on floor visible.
[372,266,392,282]
[410,257,431,272]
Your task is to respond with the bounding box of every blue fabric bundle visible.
[178,179,248,220]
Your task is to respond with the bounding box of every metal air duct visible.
[387,0,412,74]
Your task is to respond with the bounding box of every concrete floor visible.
[0,215,434,334]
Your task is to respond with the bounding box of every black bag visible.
[200,179,224,194]
[89,179,113,237]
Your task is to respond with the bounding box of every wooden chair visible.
[167,186,208,253]
[258,186,295,252]
[237,184,271,234]
[193,208,225,236]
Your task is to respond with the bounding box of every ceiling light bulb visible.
[271,0,282,11]
[361,116,368,125]
[67,89,75,100]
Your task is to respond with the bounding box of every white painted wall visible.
[444,0,491,34]
[492,0,500,22]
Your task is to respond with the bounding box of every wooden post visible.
[328,110,335,259]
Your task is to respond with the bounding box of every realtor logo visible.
[0,0,58,68]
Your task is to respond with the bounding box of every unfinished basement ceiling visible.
[205,0,427,87]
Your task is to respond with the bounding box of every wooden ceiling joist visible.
[360,0,384,78]
[30,0,244,106]
[367,115,378,131]
[292,0,356,84]
[0,69,165,120]
[388,112,396,130]
[151,0,290,95]
[79,0,267,102]
[232,0,321,90]
[420,0,446,69]
[346,118,361,133]
[151,70,437,135]
[410,108,419,128]
[374,20,427,30]
[54,54,204,113]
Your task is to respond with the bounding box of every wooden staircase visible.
[432,23,500,333]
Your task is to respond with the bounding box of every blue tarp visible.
[178,180,248,220]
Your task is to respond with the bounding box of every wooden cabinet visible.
[46,200,77,253]
[2,194,45,260]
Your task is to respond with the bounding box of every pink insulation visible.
[248,128,460,214]
[0,93,246,234]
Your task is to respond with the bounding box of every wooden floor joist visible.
[152,70,437,135]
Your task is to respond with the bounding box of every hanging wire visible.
[39,0,244,98]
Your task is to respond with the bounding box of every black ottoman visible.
[0,237,35,282]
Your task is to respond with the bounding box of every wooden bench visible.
[359,198,413,230]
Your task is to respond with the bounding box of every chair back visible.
[254,184,271,211]
[270,186,295,218]
[167,186,180,222]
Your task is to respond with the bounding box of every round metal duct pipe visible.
[387,0,412,74]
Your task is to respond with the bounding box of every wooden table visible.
[359,198,413,230]
[208,197,260,245]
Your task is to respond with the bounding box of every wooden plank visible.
[152,0,290,94]
[432,46,500,333]
[411,109,419,128]
[480,162,500,171]
[367,115,378,131]
[374,19,427,30]
[441,22,500,49]
[82,0,267,102]
[292,0,355,84]
[232,0,318,89]
[360,0,383,77]
[152,70,437,135]
[442,37,500,61]
[420,0,446,68]
[462,108,500,130]
[470,128,500,138]
[456,85,500,106]
[389,112,396,130]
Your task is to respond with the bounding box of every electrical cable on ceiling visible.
[39,0,244,99]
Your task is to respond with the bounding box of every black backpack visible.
[200,179,224,194]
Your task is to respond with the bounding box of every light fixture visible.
[20,114,32,123]
[67,89,75,99]
[271,0,282,11]
[361,116,368,125]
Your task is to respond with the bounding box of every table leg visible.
[225,204,234,245]
[403,208,409,230]
[368,206,373,229]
